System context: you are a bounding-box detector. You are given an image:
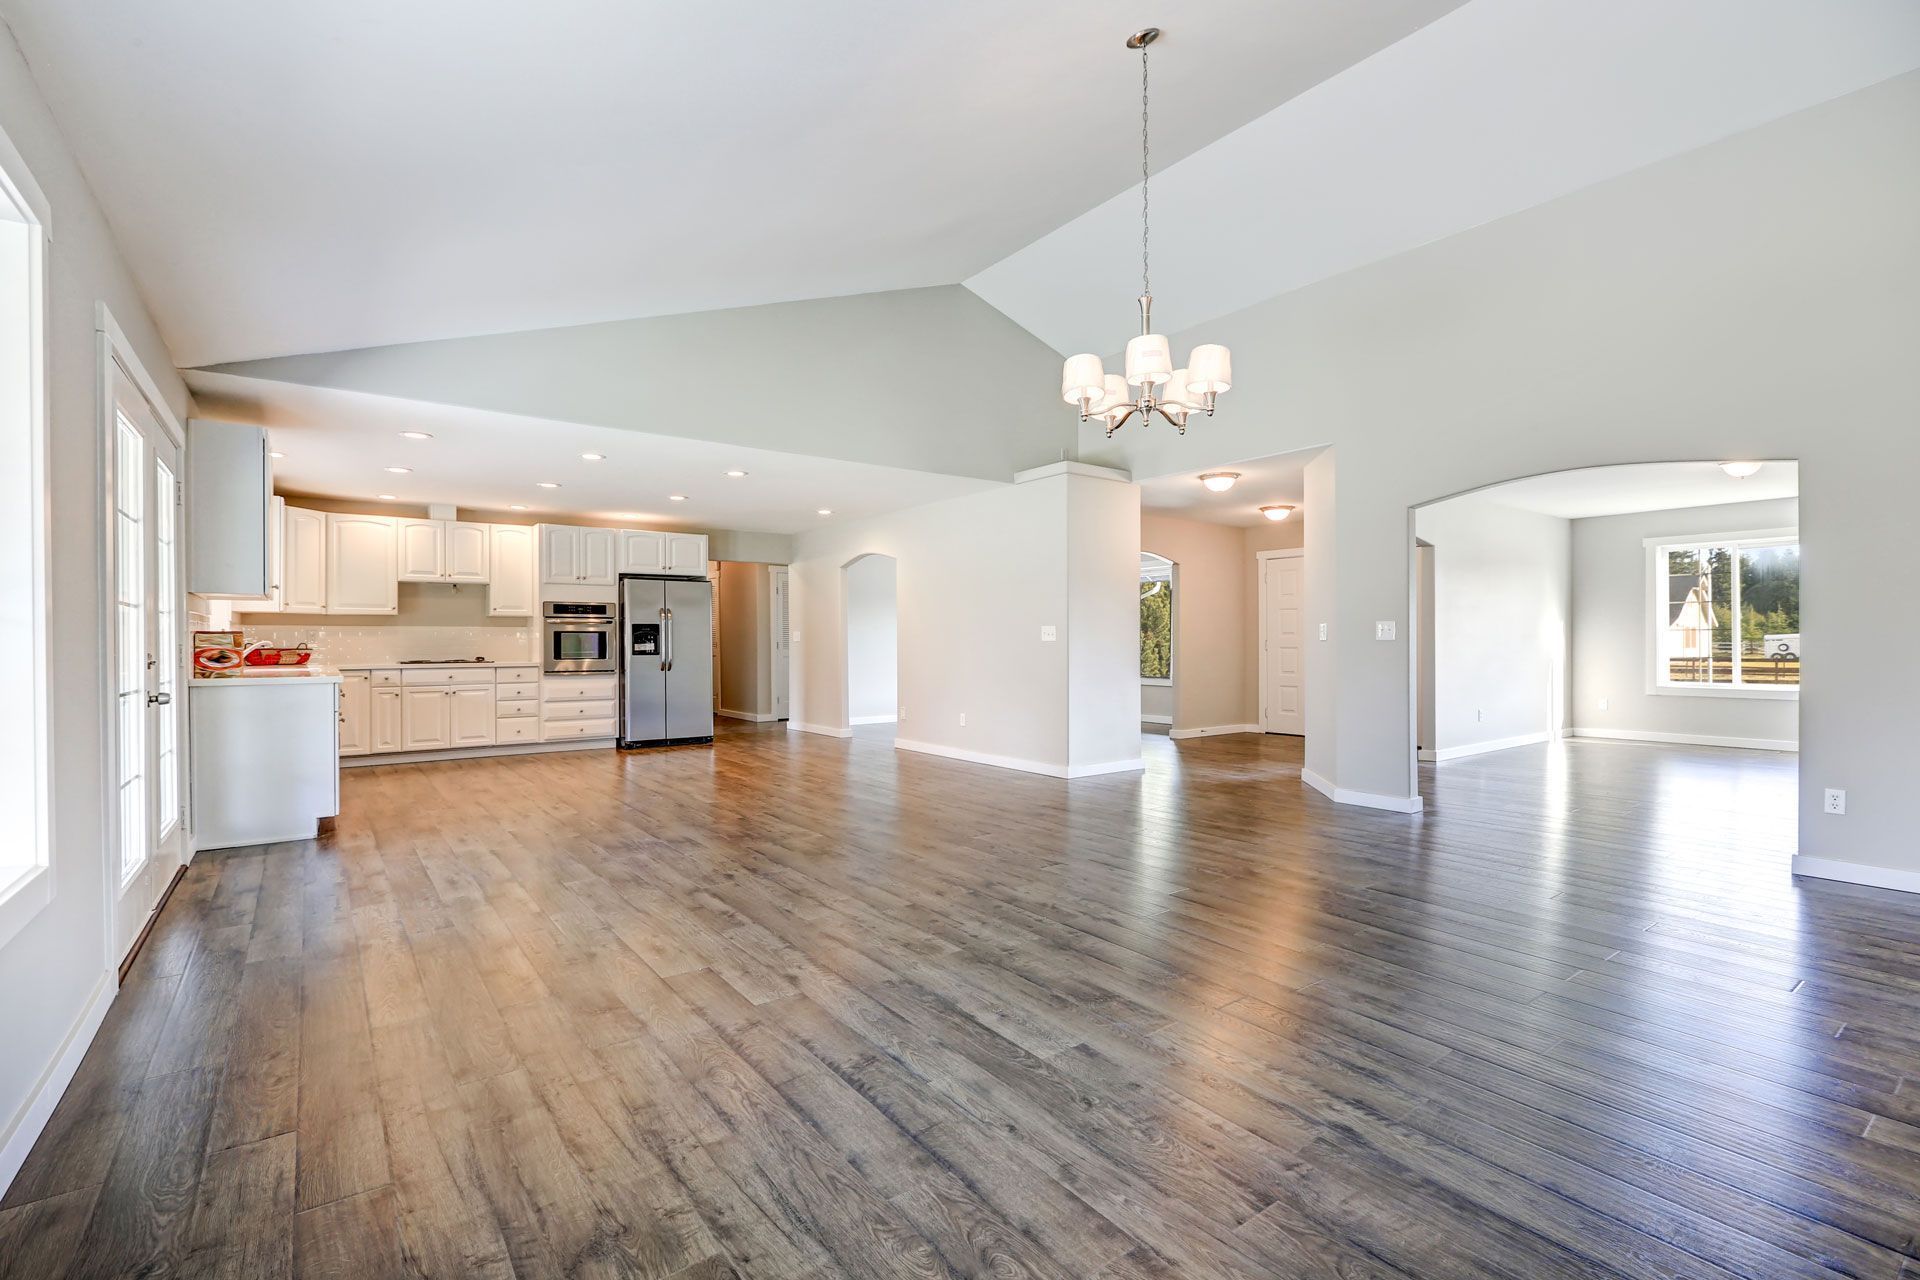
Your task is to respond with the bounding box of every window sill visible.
[0,864,52,953]
[1141,678,1173,687]
[1648,684,1798,701]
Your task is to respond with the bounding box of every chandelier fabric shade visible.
[1063,28,1233,438]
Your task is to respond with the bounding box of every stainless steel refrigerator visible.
[619,574,714,747]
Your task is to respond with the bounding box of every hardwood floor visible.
[6,725,1918,1279]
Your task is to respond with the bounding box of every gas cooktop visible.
[398,657,492,664]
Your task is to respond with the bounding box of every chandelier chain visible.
[1140,41,1151,298]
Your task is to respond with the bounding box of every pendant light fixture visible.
[1061,28,1232,438]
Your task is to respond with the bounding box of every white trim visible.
[0,119,52,233]
[339,738,617,768]
[1792,856,1920,896]
[1571,727,1797,753]
[1429,730,1553,762]
[1169,723,1261,740]
[1255,547,1306,735]
[1012,460,1132,485]
[788,721,852,739]
[1417,748,1437,762]
[0,968,112,1195]
[1140,714,1173,726]
[894,737,1145,779]
[1302,767,1425,813]
[1140,677,1172,688]
[849,714,897,725]
[716,707,780,723]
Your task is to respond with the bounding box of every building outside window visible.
[1649,531,1799,693]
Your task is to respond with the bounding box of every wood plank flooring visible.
[6,724,1919,1278]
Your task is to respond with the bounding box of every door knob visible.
[147,691,172,706]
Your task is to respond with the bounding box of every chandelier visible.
[1061,27,1232,438]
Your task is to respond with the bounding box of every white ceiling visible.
[1139,446,1320,527]
[1,0,1462,365]
[967,0,1920,356]
[1471,461,1799,521]
[185,371,998,533]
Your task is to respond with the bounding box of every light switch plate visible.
[1040,625,1057,642]
[1375,621,1397,641]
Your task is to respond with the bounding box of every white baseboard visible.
[788,722,852,739]
[1417,748,1437,762]
[340,738,617,768]
[1,969,114,1195]
[1168,723,1261,740]
[849,715,898,726]
[1792,855,1920,896]
[894,737,1145,779]
[1571,727,1797,753]
[1301,767,1425,814]
[1431,731,1553,762]
[716,708,779,723]
[1140,714,1173,726]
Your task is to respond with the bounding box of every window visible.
[1140,552,1173,682]
[1648,529,1799,696]
[0,121,53,948]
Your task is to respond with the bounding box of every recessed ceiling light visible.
[1260,504,1295,522]
[384,466,412,474]
[537,482,560,489]
[377,494,398,501]
[268,450,285,459]
[725,469,748,478]
[581,452,605,461]
[399,431,432,440]
[1200,472,1240,493]
[509,504,529,511]
[1719,461,1763,479]
[816,508,833,516]
[668,494,688,502]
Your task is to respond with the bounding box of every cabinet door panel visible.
[449,686,496,745]
[541,525,578,584]
[488,524,536,617]
[619,530,666,574]
[446,522,491,582]
[338,677,371,756]
[282,506,328,612]
[371,688,403,752]
[396,518,444,581]
[666,534,708,575]
[401,687,450,749]
[580,528,617,585]
[326,514,399,614]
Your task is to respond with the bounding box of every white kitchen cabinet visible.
[253,495,287,613]
[281,504,328,612]
[371,686,403,752]
[326,513,398,614]
[541,524,579,585]
[666,533,709,575]
[449,686,496,746]
[541,523,616,588]
[187,419,274,598]
[619,529,666,574]
[338,673,371,756]
[581,527,616,585]
[402,686,451,749]
[396,518,443,581]
[190,677,341,849]
[445,521,490,582]
[488,524,536,617]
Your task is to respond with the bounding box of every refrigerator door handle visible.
[660,606,672,672]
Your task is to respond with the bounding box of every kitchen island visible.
[189,670,343,850]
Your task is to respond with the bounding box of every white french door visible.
[1260,551,1305,736]
[109,358,185,964]
[769,567,790,721]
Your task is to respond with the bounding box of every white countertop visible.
[334,660,540,671]
[191,670,343,686]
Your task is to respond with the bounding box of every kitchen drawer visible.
[542,718,615,740]
[542,675,616,702]
[402,666,496,686]
[544,697,615,721]
[495,665,539,686]
[496,694,539,718]
[495,718,541,742]
[370,668,402,687]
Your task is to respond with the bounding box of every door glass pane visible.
[114,411,147,886]
[1739,543,1800,687]
[154,455,179,835]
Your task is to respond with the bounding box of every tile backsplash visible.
[239,624,536,667]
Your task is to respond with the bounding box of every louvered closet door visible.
[769,567,790,721]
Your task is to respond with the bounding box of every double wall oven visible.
[542,601,616,674]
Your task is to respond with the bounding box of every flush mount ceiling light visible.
[537,482,560,489]
[816,508,833,516]
[384,466,412,474]
[725,469,748,478]
[668,494,687,502]
[1719,461,1764,478]
[1260,504,1295,522]
[399,431,432,440]
[581,452,605,461]
[1061,28,1232,439]
[1200,472,1239,493]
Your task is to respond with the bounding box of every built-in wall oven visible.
[542,601,616,674]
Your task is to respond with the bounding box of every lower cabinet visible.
[402,686,452,750]
[449,685,496,746]
[371,687,403,752]
[338,675,371,756]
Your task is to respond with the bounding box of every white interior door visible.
[110,360,185,963]
[1261,552,1305,736]
[769,567,790,721]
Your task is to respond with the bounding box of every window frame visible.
[1643,526,1799,701]
[0,120,55,951]
[1140,552,1174,686]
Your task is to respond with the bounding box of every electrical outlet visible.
[959,712,967,728]
[1824,788,1847,815]
[1476,709,1484,723]
[1039,625,1057,642]
[1598,697,1610,712]
[1318,622,1328,641]
[898,706,907,722]
[1375,621,1396,641]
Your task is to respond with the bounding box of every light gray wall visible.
[1414,496,1570,757]
[0,28,193,1176]
[1086,72,1919,878]
[1141,683,1174,721]
[844,554,897,722]
[1572,497,1799,747]
[205,284,1074,482]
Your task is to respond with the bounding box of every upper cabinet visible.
[666,534,709,575]
[281,504,328,612]
[487,524,536,617]
[397,518,490,583]
[186,419,273,598]
[580,528,616,585]
[325,513,398,614]
[252,495,287,613]
[619,530,665,574]
[540,524,617,589]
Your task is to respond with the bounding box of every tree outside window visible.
[1653,534,1798,691]
[1140,553,1173,681]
